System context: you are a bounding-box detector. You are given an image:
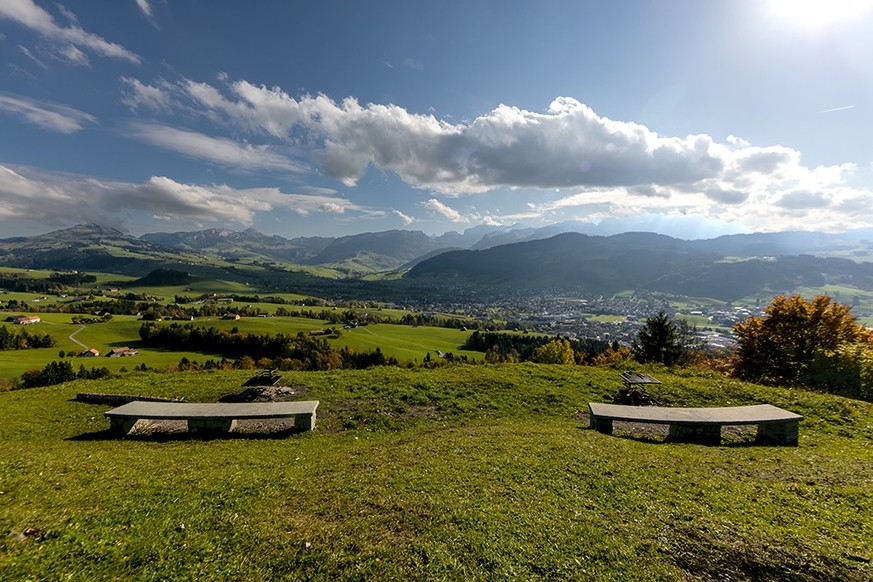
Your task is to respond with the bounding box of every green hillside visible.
[0,314,480,380]
[1,365,870,580]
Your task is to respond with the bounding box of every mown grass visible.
[1,364,871,580]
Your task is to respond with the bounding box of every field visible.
[0,313,480,381]
[1,364,871,580]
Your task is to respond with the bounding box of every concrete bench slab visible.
[588,403,802,445]
[105,401,319,436]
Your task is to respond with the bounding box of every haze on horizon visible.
[1,0,872,240]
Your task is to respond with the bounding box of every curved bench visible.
[588,403,801,445]
[105,401,319,436]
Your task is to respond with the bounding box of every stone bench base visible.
[588,403,802,446]
[105,401,319,437]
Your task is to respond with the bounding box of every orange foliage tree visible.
[732,294,873,399]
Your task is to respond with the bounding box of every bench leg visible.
[668,423,721,444]
[757,421,799,446]
[590,417,613,435]
[188,418,237,435]
[294,412,316,432]
[109,417,137,436]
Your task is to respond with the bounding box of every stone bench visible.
[104,401,319,436]
[588,402,802,445]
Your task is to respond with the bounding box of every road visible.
[43,320,89,350]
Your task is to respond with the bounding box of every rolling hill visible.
[0,224,178,274]
[406,232,873,300]
[141,228,333,264]
[5,225,873,301]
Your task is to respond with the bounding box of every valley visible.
[3,223,873,383]
[1,224,872,580]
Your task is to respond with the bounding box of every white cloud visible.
[0,93,96,133]
[119,74,873,232]
[128,122,307,173]
[393,209,415,225]
[0,163,373,230]
[58,44,88,66]
[775,190,832,209]
[421,198,467,222]
[135,0,153,18]
[121,77,173,111]
[18,44,47,68]
[0,0,140,63]
[55,4,77,24]
[154,79,747,192]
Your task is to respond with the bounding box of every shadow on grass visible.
[612,432,767,447]
[66,427,305,442]
[581,424,781,447]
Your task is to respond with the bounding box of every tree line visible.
[464,330,612,364]
[630,296,873,401]
[3,293,505,331]
[138,322,398,371]
[0,271,96,294]
[18,361,110,389]
[0,324,57,350]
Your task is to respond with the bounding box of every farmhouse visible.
[106,347,138,358]
[222,313,241,320]
[12,315,41,325]
[78,348,100,357]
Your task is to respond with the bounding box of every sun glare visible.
[772,0,873,27]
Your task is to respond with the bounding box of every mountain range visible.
[407,232,873,301]
[2,223,873,301]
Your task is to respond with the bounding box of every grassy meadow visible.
[1,364,871,580]
[0,311,480,381]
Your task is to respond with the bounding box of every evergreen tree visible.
[633,312,686,366]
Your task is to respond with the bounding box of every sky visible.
[1,0,873,240]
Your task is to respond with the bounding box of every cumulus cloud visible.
[153,78,807,189]
[775,190,832,209]
[0,0,140,63]
[0,163,373,229]
[0,93,96,133]
[117,73,873,232]
[128,122,307,173]
[167,81,733,193]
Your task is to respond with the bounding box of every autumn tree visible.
[732,294,873,399]
[531,338,576,364]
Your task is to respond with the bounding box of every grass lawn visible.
[1,364,871,580]
[335,323,480,362]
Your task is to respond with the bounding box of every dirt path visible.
[40,320,89,351]
[67,325,88,349]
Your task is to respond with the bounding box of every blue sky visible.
[1,0,872,240]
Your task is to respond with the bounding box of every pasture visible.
[0,313,480,381]
[1,364,870,580]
